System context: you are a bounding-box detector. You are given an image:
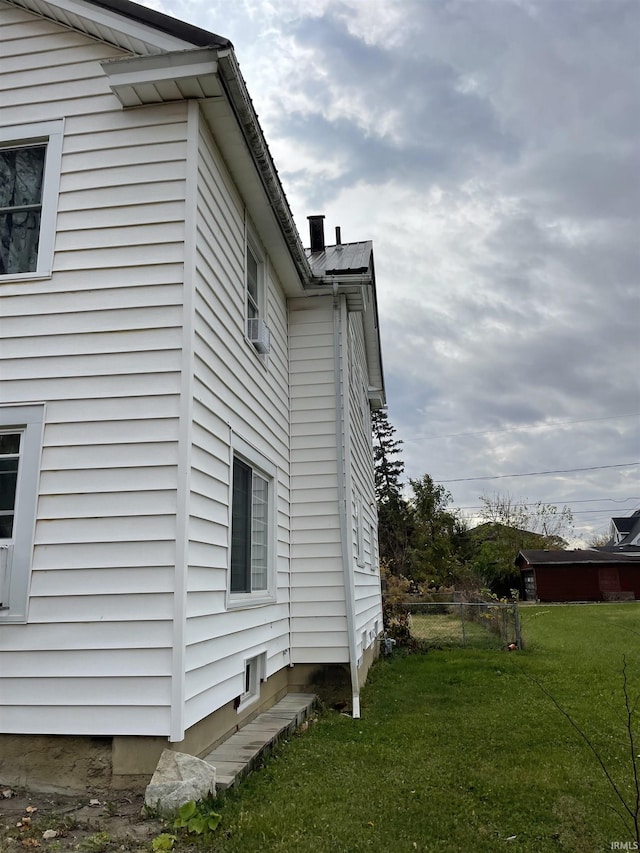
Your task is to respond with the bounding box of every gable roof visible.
[16,0,312,292]
[84,0,230,47]
[611,511,640,546]
[11,0,385,398]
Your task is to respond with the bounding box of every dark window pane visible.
[0,514,14,538]
[0,146,45,208]
[0,458,19,512]
[0,434,20,454]
[0,210,41,274]
[231,458,252,593]
[246,246,259,319]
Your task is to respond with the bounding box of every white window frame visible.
[227,435,277,609]
[369,520,378,573]
[0,120,64,281]
[237,651,266,713]
[245,235,264,322]
[0,404,44,623]
[355,496,365,568]
[244,225,272,357]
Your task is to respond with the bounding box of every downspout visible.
[333,284,361,718]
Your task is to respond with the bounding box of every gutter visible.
[332,284,361,719]
[214,49,313,289]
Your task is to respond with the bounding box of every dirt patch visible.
[0,787,167,852]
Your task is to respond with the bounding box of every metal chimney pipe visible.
[335,226,342,245]
[307,215,325,253]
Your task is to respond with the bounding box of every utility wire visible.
[405,412,640,443]
[435,462,639,484]
[454,497,640,510]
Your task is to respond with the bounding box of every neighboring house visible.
[0,0,385,789]
[517,549,640,602]
[610,510,640,547]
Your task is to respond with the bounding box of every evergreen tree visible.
[371,409,412,575]
[371,408,404,505]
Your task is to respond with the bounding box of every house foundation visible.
[0,648,379,793]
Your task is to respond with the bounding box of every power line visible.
[454,496,640,510]
[405,412,640,443]
[435,462,639,484]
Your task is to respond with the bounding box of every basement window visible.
[237,652,266,712]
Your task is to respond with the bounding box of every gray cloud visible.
[153,0,640,539]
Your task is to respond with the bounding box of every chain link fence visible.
[382,597,522,651]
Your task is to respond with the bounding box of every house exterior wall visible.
[1,0,384,766]
[346,312,383,668]
[0,2,189,735]
[288,295,348,664]
[182,114,291,732]
[288,294,382,671]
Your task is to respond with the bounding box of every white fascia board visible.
[39,0,195,51]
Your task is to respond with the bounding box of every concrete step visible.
[202,693,317,790]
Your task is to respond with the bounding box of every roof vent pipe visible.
[335,226,342,245]
[307,215,325,253]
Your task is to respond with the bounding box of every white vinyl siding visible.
[289,296,348,664]
[347,313,382,658]
[0,3,188,735]
[182,116,290,729]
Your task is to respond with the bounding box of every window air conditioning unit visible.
[247,317,271,354]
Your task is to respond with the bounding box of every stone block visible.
[144,750,216,817]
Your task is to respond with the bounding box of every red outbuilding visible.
[516,549,640,602]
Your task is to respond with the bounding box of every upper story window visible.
[246,242,261,320]
[0,120,64,281]
[0,405,44,623]
[245,232,271,354]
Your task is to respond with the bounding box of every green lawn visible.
[200,603,640,853]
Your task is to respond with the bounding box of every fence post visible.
[513,599,522,649]
[460,603,466,646]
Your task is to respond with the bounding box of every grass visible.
[2,603,636,851]
[410,611,505,648]
[199,602,639,853]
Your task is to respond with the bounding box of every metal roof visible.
[306,241,373,277]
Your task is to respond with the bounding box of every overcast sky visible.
[146,0,639,543]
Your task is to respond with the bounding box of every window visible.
[0,120,63,279]
[228,438,275,605]
[0,405,44,623]
[369,520,378,572]
[355,497,365,568]
[237,652,266,712]
[245,234,271,354]
[246,242,261,321]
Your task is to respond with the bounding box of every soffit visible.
[7,0,205,54]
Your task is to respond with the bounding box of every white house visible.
[0,0,385,789]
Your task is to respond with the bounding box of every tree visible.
[405,474,473,588]
[371,409,412,575]
[471,492,574,595]
[587,530,612,548]
[371,408,404,505]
